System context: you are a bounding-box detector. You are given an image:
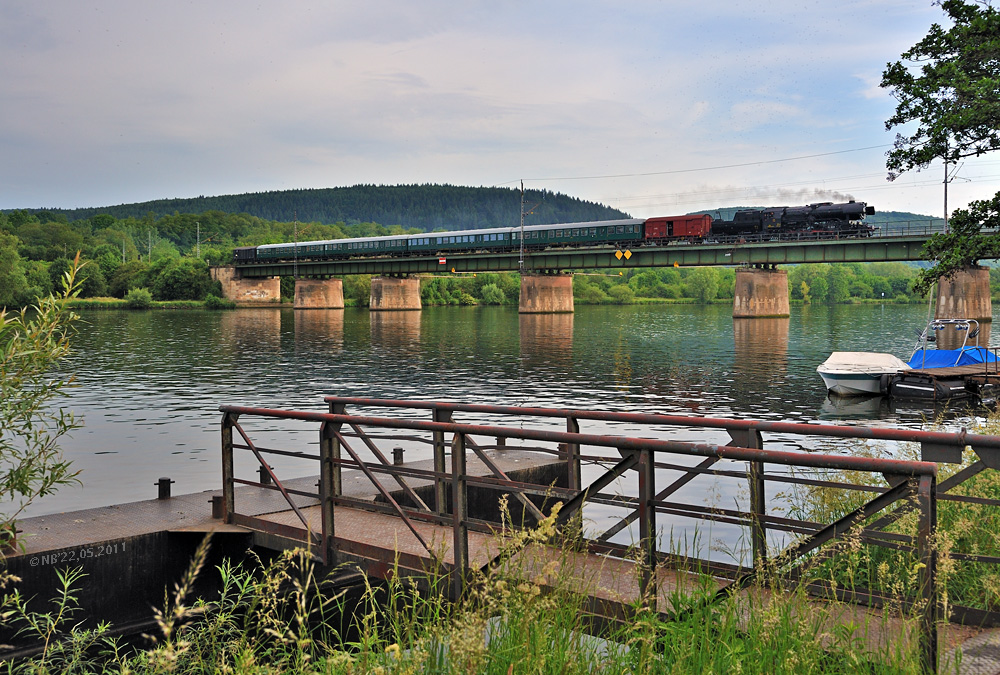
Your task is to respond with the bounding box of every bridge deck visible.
[232,232,935,276]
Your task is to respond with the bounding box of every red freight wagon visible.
[643,214,713,240]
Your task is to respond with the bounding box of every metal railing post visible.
[221,412,238,522]
[452,431,469,600]
[434,408,453,515]
[749,460,766,570]
[638,448,656,610]
[916,474,939,674]
[319,421,338,564]
[327,402,345,495]
[566,416,581,492]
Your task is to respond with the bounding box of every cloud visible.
[727,101,806,132]
[0,0,995,219]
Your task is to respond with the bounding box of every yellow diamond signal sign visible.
[614,250,623,260]
[623,249,632,260]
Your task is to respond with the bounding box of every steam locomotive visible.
[233,200,875,265]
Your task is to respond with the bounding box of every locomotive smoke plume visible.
[755,187,856,204]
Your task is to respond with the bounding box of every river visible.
[24,302,990,555]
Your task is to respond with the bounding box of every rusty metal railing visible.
[219,399,962,671]
[321,398,1000,623]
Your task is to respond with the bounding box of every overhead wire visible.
[501,143,1000,214]
[506,144,892,183]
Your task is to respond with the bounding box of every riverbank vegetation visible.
[4,501,944,674]
[787,412,1000,615]
[0,262,81,555]
[5,207,1000,311]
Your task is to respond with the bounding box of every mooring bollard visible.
[258,464,272,485]
[210,495,224,519]
[156,477,175,500]
[393,446,404,465]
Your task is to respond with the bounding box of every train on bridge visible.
[233,200,875,265]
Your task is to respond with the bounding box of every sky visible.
[3,1,999,220]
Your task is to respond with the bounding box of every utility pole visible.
[518,180,525,272]
[148,230,152,261]
[196,222,200,258]
[944,155,949,233]
[943,146,966,234]
[122,238,126,264]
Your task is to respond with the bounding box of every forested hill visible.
[28,185,630,231]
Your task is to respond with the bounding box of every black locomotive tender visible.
[233,200,875,265]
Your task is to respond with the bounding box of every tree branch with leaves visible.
[882,0,1000,177]
[881,0,1000,289]
[1,257,83,557]
[912,193,1000,294]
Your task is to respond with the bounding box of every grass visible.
[781,415,1000,614]
[2,498,943,674]
[66,298,229,310]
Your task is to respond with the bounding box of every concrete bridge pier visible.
[210,266,280,304]
[733,265,790,318]
[935,266,993,348]
[370,276,422,311]
[519,274,574,314]
[294,278,344,309]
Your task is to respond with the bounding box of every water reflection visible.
[294,309,344,356]
[219,309,281,352]
[818,394,893,420]
[370,310,421,352]
[519,313,573,367]
[731,317,789,400]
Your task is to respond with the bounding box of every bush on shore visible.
[124,287,153,309]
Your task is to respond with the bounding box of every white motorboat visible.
[816,352,910,396]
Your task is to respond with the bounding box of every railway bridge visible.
[211,223,991,324]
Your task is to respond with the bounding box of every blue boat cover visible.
[906,347,999,369]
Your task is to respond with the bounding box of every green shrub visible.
[204,294,236,310]
[124,287,153,310]
[608,285,635,304]
[480,283,506,305]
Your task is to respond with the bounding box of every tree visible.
[151,258,214,300]
[480,283,507,305]
[608,284,635,304]
[881,0,1000,177]
[913,193,1000,293]
[881,1,1000,289]
[685,267,719,304]
[1,259,82,554]
[811,276,829,303]
[799,281,811,304]
[0,232,28,308]
[108,261,150,298]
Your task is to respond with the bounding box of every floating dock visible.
[0,449,565,657]
[888,363,1000,402]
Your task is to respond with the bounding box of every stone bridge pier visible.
[210,266,280,304]
[294,278,344,309]
[370,276,422,310]
[935,266,993,348]
[519,274,574,313]
[732,265,790,318]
